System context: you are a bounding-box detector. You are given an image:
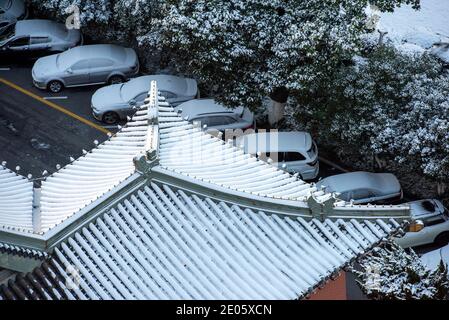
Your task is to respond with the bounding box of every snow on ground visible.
[369,0,449,61]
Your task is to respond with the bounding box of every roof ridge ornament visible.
[134,150,159,175]
[307,192,337,221]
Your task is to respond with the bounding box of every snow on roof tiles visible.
[0,181,400,300]
[38,85,157,232]
[157,106,318,201]
[0,165,33,232]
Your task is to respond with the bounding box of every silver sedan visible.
[91,74,198,124]
[316,171,403,204]
[32,44,139,93]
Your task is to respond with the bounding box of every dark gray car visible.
[0,0,27,35]
[0,20,81,57]
[32,44,139,93]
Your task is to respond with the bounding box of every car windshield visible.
[420,200,436,213]
[0,0,12,10]
[56,52,76,70]
[121,82,145,102]
[0,24,13,42]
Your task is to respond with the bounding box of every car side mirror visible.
[66,68,73,74]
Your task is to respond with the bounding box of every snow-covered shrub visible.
[147,0,420,110]
[28,0,161,43]
[291,45,449,181]
[353,241,449,300]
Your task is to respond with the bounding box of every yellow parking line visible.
[0,78,110,135]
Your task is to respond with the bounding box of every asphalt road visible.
[0,61,115,179]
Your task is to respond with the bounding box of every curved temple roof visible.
[0,80,410,237]
[38,113,152,232]
[0,80,411,300]
[0,182,401,300]
[158,120,319,201]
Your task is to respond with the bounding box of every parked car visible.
[430,43,449,67]
[0,20,81,59]
[32,44,139,93]
[174,99,255,132]
[421,243,449,271]
[236,131,319,180]
[91,74,198,124]
[315,171,402,204]
[0,0,27,35]
[395,199,449,248]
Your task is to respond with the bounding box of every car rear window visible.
[284,152,306,162]
[201,116,236,127]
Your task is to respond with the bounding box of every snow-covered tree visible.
[289,45,449,181]
[145,0,420,110]
[353,241,449,300]
[29,0,161,42]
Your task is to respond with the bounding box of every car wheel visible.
[435,232,449,246]
[102,111,120,125]
[108,75,125,85]
[47,80,63,93]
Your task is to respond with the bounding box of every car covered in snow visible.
[174,99,255,132]
[236,131,319,180]
[32,44,139,93]
[0,20,82,58]
[420,243,449,271]
[0,0,27,35]
[395,199,449,248]
[315,171,402,204]
[430,43,449,66]
[91,74,198,124]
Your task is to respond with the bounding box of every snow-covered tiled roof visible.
[0,165,33,232]
[0,81,409,262]
[0,181,402,300]
[37,85,157,232]
[158,106,318,201]
[156,101,411,220]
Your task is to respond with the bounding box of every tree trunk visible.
[268,86,289,126]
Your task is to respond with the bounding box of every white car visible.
[236,131,319,180]
[395,199,449,248]
[315,171,402,204]
[175,99,255,132]
[92,74,198,124]
[421,244,449,270]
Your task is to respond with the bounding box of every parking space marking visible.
[0,78,110,135]
[43,96,69,100]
